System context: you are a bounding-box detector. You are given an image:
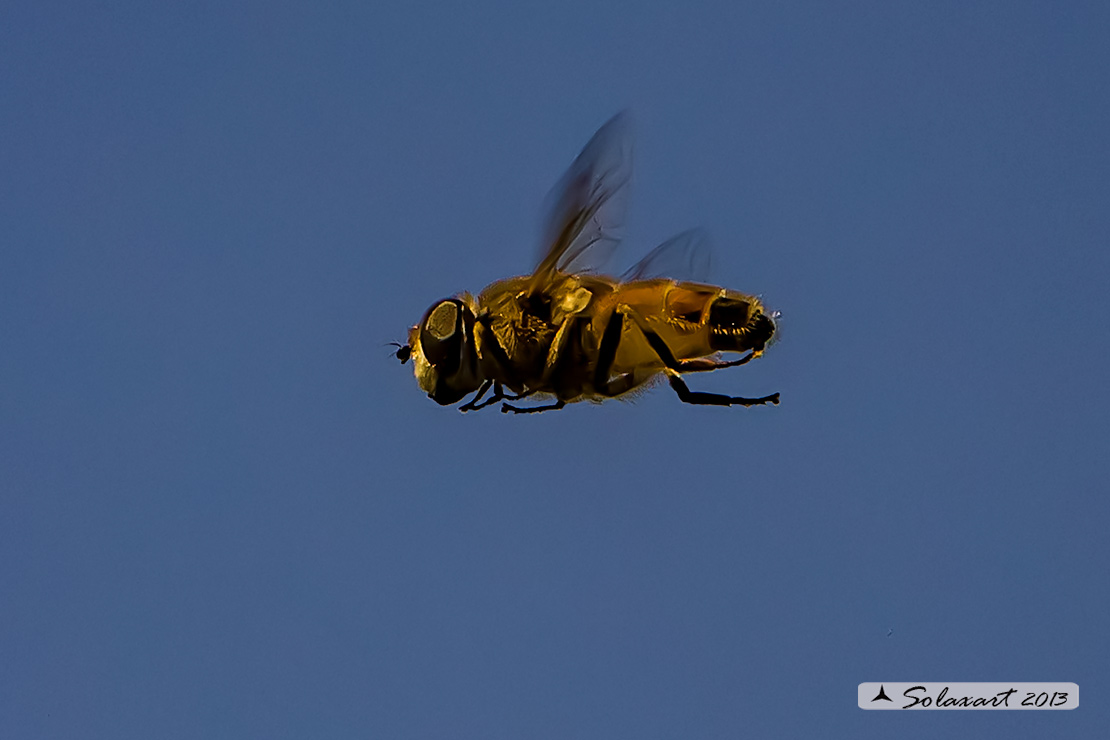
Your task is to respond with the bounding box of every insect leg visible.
[502,317,585,414]
[665,372,780,407]
[458,380,494,412]
[461,383,537,412]
[621,311,758,373]
[476,314,522,388]
[620,307,779,407]
[501,398,566,414]
[540,316,581,385]
[592,308,637,397]
[667,352,758,373]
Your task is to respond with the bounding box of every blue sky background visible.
[3,1,1108,737]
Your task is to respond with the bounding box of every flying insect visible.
[394,113,779,414]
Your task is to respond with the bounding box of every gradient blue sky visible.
[3,2,1108,738]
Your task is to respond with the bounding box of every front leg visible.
[458,380,494,412]
[460,381,526,412]
[502,316,584,414]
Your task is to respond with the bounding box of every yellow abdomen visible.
[592,279,770,375]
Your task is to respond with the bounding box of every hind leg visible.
[665,373,779,407]
[619,307,779,408]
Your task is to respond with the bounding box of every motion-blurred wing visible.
[621,228,714,283]
[529,112,632,294]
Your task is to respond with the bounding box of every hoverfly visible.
[394,113,779,414]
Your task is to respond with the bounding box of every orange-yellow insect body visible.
[395,114,779,414]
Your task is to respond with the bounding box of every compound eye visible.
[420,300,461,370]
[425,301,458,340]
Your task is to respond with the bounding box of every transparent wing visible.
[621,228,714,283]
[529,112,632,293]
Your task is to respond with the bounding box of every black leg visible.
[628,312,757,373]
[617,307,779,408]
[502,399,566,414]
[667,374,779,407]
[592,308,637,397]
[477,314,522,388]
[670,353,757,373]
[502,316,585,414]
[460,383,537,412]
[458,380,494,412]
